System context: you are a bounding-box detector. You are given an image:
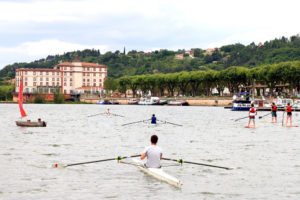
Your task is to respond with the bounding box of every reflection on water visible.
[0,104,300,200]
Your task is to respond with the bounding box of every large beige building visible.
[15,60,108,94]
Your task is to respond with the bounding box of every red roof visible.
[55,62,106,67]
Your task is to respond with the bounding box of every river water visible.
[0,104,300,200]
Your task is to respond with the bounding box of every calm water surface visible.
[0,104,300,200]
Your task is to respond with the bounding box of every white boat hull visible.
[121,158,182,187]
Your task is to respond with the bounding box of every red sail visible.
[18,75,27,117]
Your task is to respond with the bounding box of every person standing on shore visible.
[271,103,278,123]
[248,104,257,127]
[140,135,162,168]
[284,103,292,126]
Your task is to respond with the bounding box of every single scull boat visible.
[120,158,182,187]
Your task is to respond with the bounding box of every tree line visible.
[1,35,300,79]
[104,61,300,97]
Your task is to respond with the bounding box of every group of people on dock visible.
[248,102,293,127]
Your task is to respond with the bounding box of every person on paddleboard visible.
[151,114,157,124]
[284,103,293,126]
[106,108,110,115]
[140,135,162,168]
[271,103,278,123]
[248,104,257,127]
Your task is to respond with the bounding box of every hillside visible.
[1,35,300,79]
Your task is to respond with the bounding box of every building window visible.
[87,83,90,86]
[83,83,85,86]
[57,78,59,81]
[64,67,67,70]
[64,78,66,81]
[52,78,55,81]
[93,83,96,86]
[83,73,85,76]
[64,72,67,76]
[33,82,36,86]
[99,79,102,82]
[87,73,90,76]
[57,72,59,75]
[57,82,59,86]
[83,79,85,82]
[87,79,90,82]
[40,78,43,81]
[46,78,49,81]
[70,83,72,86]
[99,83,102,87]
[64,90,66,94]
[40,72,43,75]
[33,71,36,75]
[93,68,96,71]
[25,82,27,86]
[70,72,72,76]
[25,71,27,75]
[93,73,96,76]
[25,77,28,81]
[87,68,89,71]
[70,67,73,71]
[40,82,43,86]
[46,72,49,75]
[52,72,54,75]
[52,82,55,86]
[64,82,66,86]
[46,82,49,86]
[70,78,72,81]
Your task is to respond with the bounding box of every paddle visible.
[234,116,248,121]
[87,113,106,117]
[157,120,182,126]
[53,154,141,168]
[282,112,285,126]
[259,112,271,119]
[122,119,149,126]
[162,158,233,170]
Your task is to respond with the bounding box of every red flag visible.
[18,75,27,117]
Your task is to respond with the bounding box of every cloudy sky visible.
[0,0,299,69]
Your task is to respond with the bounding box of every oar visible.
[234,116,248,121]
[122,119,149,126]
[53,154,141,168]
[259,112,271,119]
[282,112,285,126]
[110,113,125,117]
[157,120,182,126]
[87,113,106,117]
[162,158,233,170]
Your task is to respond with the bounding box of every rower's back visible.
[143,145,162,168]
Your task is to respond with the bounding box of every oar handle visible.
[234,116,249,121]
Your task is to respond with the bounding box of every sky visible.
[0,0,299,69]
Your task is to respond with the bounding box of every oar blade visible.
[52,163,67,168]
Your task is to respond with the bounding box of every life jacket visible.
[287,106,292,113]
[250,107,256,113]
[272,105,277,111]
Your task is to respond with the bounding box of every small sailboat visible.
[16,75,46,127]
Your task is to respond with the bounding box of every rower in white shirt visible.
[140,135,162,168]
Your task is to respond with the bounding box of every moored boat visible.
[231,92,252,111]
[128,98,139,105]
[16,120,46,127]
[276,97,293,108]
[167,100,189,106]
[138,97,160,105]
[16,74,46,127]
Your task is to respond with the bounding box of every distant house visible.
[185,49,194,57]
[175,54,184,60]
[205,48,216,53]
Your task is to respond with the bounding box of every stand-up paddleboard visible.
[281,124,298,127]
[244,126,257,128]
[261,120,281,123]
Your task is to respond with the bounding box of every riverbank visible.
[81,97,233,106]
